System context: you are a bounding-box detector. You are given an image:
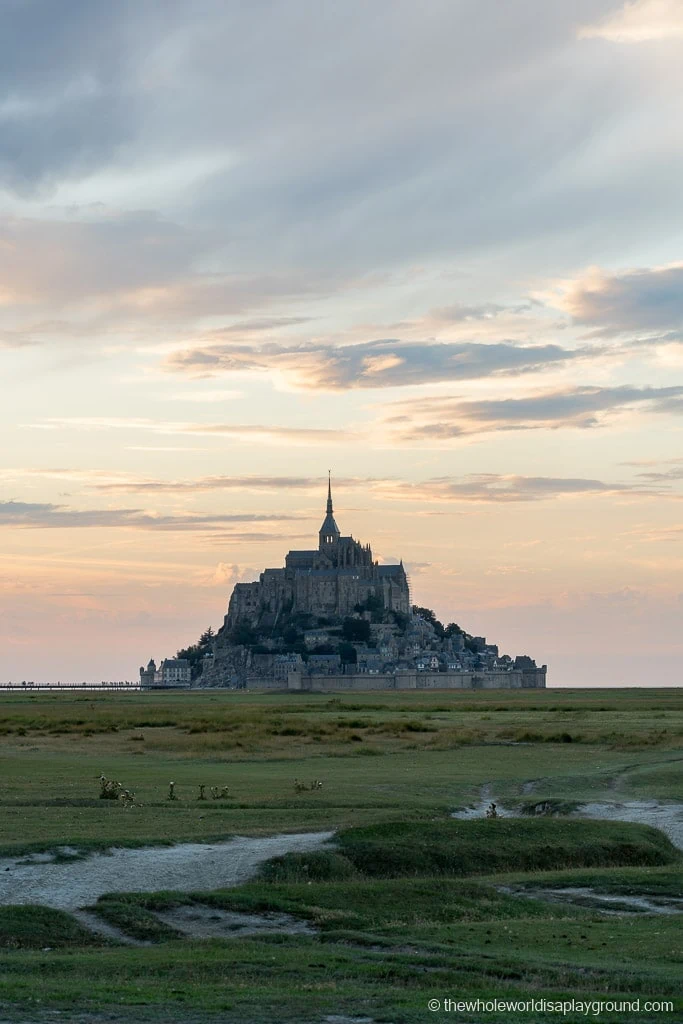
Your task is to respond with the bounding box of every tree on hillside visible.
[342,617,372,643]
[339,642,357,664]
[411,606,445,638]
[177,626,216,680]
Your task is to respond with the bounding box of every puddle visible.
[500,885,683,916]
[153,903,316,939]
[0,831,334,912]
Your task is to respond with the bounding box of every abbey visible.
[146,476,546,690]
[226,478,410,629]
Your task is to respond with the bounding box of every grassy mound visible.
[335,819,681,877]
[260,850,357,883]
[89,896,181,943]
[0,905,98,949]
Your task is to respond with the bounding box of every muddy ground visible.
[0,832,334,911]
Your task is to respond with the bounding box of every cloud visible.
[0,2,134,194]
[387,384,683,439]
[88,474,372,495]
[204,563,261,587]
[3,469,647,508]
[0,213,349,336]
[218,317,316,334]
[374,475,642,503]
[166,337,589,390]
[580,0,683,43]
[9,467,661,506]
[2,2,682,293]
[30,417,351,445]
[0,500,302,532]
[628,457,683,482]
[0,212,200,307]
[545,263,683,337]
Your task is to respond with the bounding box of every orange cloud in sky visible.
[580,0,683,43]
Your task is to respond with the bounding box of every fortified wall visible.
[249,667,547,693]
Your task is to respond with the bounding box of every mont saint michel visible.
[142,479,546,692]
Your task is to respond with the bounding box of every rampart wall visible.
[246,668,547,692]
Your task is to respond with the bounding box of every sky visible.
[2,0,683,686]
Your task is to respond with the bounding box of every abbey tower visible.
[225,476,410,630]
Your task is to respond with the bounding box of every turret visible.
[139,658,157,689]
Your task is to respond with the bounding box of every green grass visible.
[1,687,682,755]
[0,687,681,1022]
[0,905,101,949]
[17,872,681,1022]
[9,938,673,1024]
[86,897,182,942]
[260,849,358,883]
[334,819,680,876]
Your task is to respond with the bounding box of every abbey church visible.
[226,478,410,630]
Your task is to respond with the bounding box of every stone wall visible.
[249,667,547,692]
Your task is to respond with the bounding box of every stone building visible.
[139,657,191,689]
[225,477,410,630]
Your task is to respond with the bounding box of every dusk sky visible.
[2,0,683,685]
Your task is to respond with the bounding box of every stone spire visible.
[319,471,340,550]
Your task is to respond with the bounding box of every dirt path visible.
[0,832,334,911]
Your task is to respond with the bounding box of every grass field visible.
[0,687,682,1022]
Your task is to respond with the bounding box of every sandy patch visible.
[0,832,334,912]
